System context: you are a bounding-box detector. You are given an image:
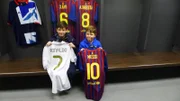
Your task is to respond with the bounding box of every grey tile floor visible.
[1,77,180,101]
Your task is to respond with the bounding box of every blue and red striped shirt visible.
[50,0,76,38]
[69,0,99,44]
[78,48,108,101]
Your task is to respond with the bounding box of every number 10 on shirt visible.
[86,63,100,80]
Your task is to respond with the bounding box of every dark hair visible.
[86,25,97,35]
[56,21,68,29]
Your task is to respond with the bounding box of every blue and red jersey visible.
[78,48,108,101]
[69,0,99,44]
[50,0,76,38]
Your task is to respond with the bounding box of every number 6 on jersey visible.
[87,63,100,80]
[60,12,68,24]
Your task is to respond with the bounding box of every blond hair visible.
[86,25,97,35]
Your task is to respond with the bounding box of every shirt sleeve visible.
[42,46,50,70]
[94,3,99,22]
[77,52,83,71]
[78,42,84,52]
[49,34,57,41]
[50,1,57,34]
[95,40,102,48]
[7,2,13,25]
[69,2,76,22]
[50,5,56,23]
[98,41,102,48]
[104,51,108,72]
[67,33,76,45]
[70,48,77,65]
[34,2,42,25]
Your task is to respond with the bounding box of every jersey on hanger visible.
[50,0,76,38]
[69,0,99,44]
[8,0,41,46]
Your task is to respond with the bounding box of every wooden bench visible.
[108,52,180,71]
[1,52,180,77]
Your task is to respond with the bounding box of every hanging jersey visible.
[78,48,108,101]
[69,0,99,44]
[50,0,76,38]
[42,41,77,94]
[8,0,41,46]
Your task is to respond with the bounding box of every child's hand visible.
[46,41,52,46]
[69,42,76,48]
[80,48,84,51]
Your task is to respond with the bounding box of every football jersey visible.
[8,0,41,46]
[42,41,77,94]
[78,48,108,101]
[69,0,99,44]
[50,0,76,38]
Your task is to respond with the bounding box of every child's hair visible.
[56,21,68,29]
[86,25,97,35]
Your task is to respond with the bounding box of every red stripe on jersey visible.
[97,49,101,100]
[92,50,96,100]
[84,50,88,99]
[94,49,98,100]
[97,49,100,100]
